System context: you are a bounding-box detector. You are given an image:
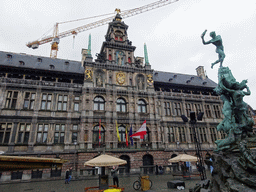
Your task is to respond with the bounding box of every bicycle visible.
[133,175,153,190]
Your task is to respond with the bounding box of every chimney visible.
[196,66,207,80]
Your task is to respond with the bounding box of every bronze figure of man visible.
[201,30,225,69]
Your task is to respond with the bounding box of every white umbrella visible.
[84,154,127,167]
[168,154,198,163]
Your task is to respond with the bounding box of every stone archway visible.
[119,155,130,174]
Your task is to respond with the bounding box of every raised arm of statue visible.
[243,86,251,96]
[201,30,211,45]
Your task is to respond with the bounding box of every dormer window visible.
[7,54,12,59]
[120,37,123,41]
[19,61,25,65]
[49,65,55,69]
[65,61,69,65]
[108,54,112,61]
[128,57,131,63]
[37,58,42,62]
[115,36,118,40]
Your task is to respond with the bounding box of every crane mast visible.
[26,0,179,58]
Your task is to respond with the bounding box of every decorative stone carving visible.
[116,71,125,85]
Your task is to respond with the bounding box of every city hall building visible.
[0,14,225,181]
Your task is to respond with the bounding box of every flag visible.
[99,119,101,145]
[130,120,147,139]
[125,126,129,147]
[129,125,134,146]
[116,120,121,142]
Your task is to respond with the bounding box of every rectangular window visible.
[0,123,12,144]
[17,123,31,144]
[41,93,52,110]
[36,124,48,143]
[168,127,175,143]
[185,103,192,117]
[164,102,171,116]
[23,92,36,110]
[57,95,68,111]
[178,127,186,143]
[210,127,217,142]
[189,127,194,143]
[213,105,221,118]
[173,102,182,116]
[54,124,65,144]
[205,104,212,118]
[194,104,202,116]
[72,125,78,143]
[219,130,226,139]
[5,91,18,109]
[74,96,80,112]
[198,128,207,143]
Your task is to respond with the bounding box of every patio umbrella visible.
[168,154,198,163]
[84,154,127,167]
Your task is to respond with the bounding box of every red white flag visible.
[130,120,147,139]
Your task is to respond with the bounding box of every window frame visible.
[138,99,147,113]
[164,102,171,116]
[54,124,65,144]
[23,92,36,110]
[17,123,31,144]
[41,93,52,110]
[57,94,68,111]
[71,124,78,143]
[0,123,12,144]
[93,125,105,144]
[5,91,18,109]
[93,96,105,111]
[36,124,49,144]
[116,98,126,112]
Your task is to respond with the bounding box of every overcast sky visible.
[1,0,256,109]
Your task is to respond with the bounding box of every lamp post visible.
[73,140,78,179]
[181,111,207,180]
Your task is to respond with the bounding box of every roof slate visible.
[0,51,84,74]
[153,70,217,88]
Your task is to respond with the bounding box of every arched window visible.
[116,98,126,112]
[118,125,126,142]
[94,96,105,111]
[93,125,105,144]
[138,99,147,113]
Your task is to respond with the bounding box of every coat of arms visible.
[116,72,126,85]
[85,69,93,81]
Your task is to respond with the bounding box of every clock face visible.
[116,72,126,85]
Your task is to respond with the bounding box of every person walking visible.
[68,167,73,183]
[111,166,119,187]
[65,168,70,184]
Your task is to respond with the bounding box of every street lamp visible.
[181,111,207,180]
[73,140,78,179]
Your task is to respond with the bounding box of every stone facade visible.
[0,14,225,181]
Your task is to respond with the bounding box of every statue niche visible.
[115,51,125,66]
[94,70,105,88]
[136,75,145,91]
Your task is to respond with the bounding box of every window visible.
[72,125,78,143]
[0,123,12,144]
[199,128,207,143]
[143,127,150,142]
[164,102,171,116]
[189,127,194,143]
[173,102,182,116]
[138,99,147,113]
[93,125,105,144]
[41,93,52,110]
[205,104,212,118]
[213,105,221,118]
[194,104,202,116]
[57,95,68,111]
[116,98,126,112]
[167,127,175,143]
[178,127,186,143]
[23,92,36,110]
[54,124,65,144]
[17,124,31,144]
[128,57,131,63]
[108,54,112,61]
[36,124,48,143]
[219,130,226,139]
[94,96,105,111]
[118,125,126,142]
[185,103,192,117]
[210,127,217,143]
[74,96,80,112]
[5,91,18,109]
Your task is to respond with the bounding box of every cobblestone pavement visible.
[0,171,212,192]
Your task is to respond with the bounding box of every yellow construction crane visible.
[26,0,179,58]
